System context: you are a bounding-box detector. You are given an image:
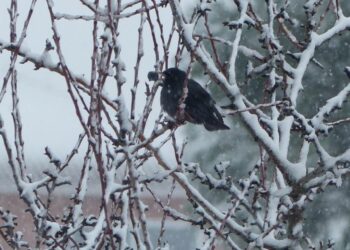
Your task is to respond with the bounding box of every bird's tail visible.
[204,107,230,131]
[204,122,230,131]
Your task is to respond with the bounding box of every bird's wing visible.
[186,79,229,130]
[186,80,220,121]
[187,79,213,103]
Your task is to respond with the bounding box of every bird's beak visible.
[147,71,159,81]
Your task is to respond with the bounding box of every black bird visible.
[148,68,229,131]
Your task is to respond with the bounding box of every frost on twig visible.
[0,208,29,249]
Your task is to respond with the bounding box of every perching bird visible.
[148,68,229,131]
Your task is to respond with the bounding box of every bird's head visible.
[147,68,187,87]
[161,68,186,86]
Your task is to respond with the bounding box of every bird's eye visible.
[161,74,166,81]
